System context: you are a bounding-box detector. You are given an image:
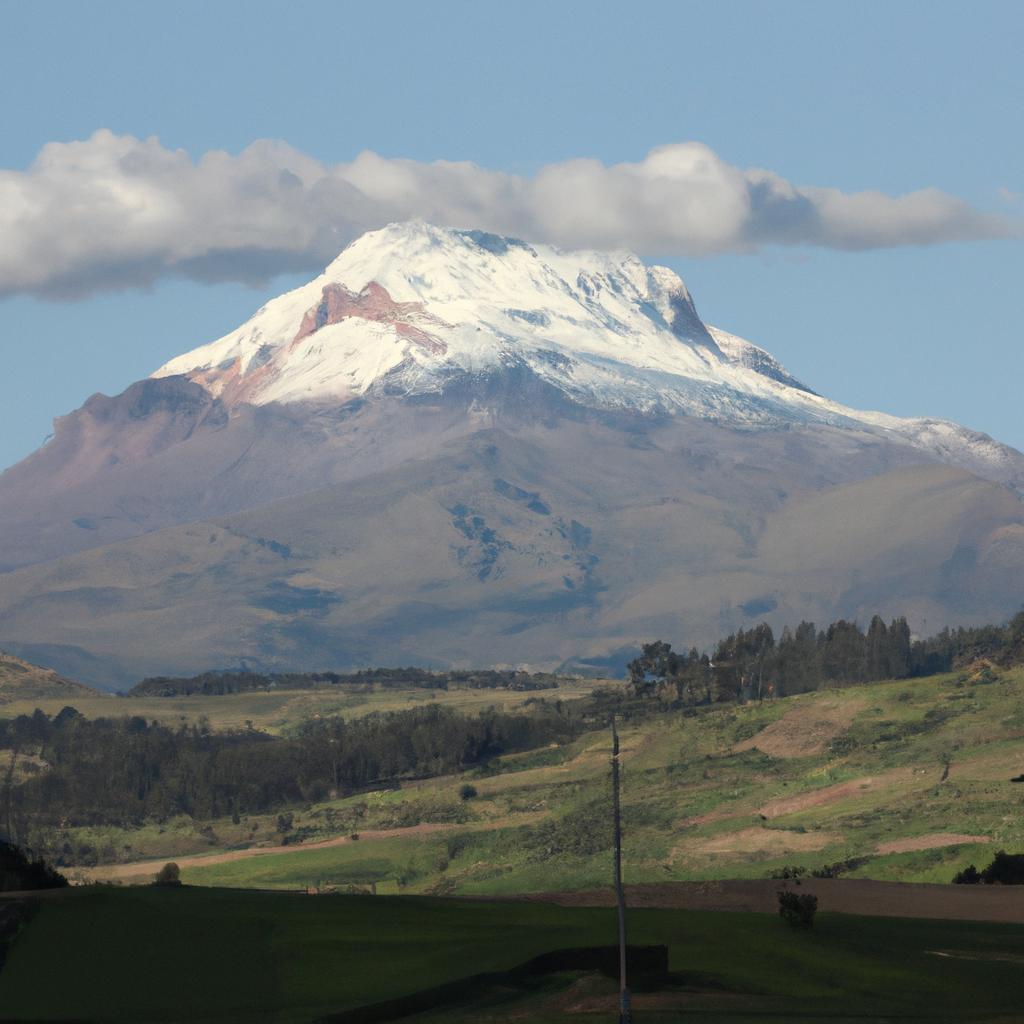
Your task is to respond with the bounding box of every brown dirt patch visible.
[876,832,990,855]
[758,769,909,819]
[514,878,1024,923]
[735,697,865,758]
[680,825,840,858]
[676,805,747,829]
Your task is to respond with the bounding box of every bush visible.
[953,864,981,884]
[954,851,1024,885]
[778,890,817,928]
[459,783,478,801]
[153,862,182,887]
[770,865,807,880]
[811,856,869,879]
[524,802,613,861]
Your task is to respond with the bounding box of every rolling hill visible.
[0,650,98,704]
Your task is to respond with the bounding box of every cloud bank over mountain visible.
[1,130,1019,299]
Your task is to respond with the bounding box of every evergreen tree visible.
[886,616,912,678]
[866,615,888,678]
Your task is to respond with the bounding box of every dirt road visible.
[516,878,1024,923]
[76,813,546,883]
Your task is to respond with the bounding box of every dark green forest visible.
[0,703,582,854]
[128,667,563,698]
[629,611,1024,703]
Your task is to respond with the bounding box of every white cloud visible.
[0,132,1018,299]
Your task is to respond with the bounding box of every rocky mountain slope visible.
[1,223,1022,687]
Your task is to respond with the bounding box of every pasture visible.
[4,886,1024,1022]
[0,675,613,733]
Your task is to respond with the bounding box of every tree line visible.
[128,667,564,697]
[0,701,582,849]
[629,611,1024,704]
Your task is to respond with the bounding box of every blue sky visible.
[1,0,1021,469]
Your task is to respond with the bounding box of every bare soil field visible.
[682,825,841,857]
[758,768,910,819]
[520,878,1024,923]
[876,832,991,855]
[734,697,865,758]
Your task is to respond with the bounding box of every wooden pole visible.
[611,717,631,1023]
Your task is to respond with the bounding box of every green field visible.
[3,886,1024,1023]
[0,676,611,734]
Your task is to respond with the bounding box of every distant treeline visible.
[128,667,564,697]
[630,611,1024,703]
[1,701,582,849]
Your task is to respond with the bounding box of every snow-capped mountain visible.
[2,221,1023,688]
[154,221,1022,487]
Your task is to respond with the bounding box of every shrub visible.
[778,890,817,928]
[954,851,1024,885]
[446,834,471,860]
[811,856,869,879]
[459,783,478,801]
[770,865,808,880]
[524,802,613,861]
[953,864,981,884]
[153,862,182,887]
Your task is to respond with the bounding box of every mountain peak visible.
[152,220,766,415]
[151,221,1023,488]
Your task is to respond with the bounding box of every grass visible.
[4,886,1024,1022]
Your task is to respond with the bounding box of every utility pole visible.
[611,717,631,1024]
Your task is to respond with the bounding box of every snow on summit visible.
[154,221,1022,485]
[155,221,727,409]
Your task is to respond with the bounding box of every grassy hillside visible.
[0,650,98,704]
[64,663,1024,890]
[3,886,1024,1023]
